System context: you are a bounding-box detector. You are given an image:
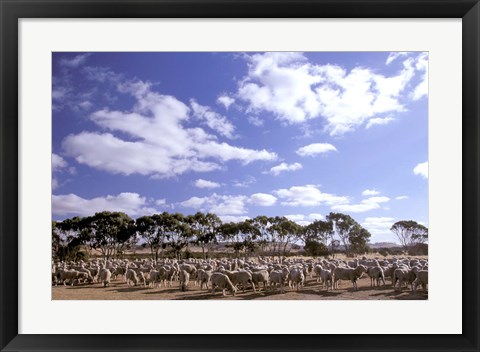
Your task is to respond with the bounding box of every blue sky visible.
[52,52,428,243]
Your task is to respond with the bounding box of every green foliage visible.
[304,240,329,257]
[390,220,429,249]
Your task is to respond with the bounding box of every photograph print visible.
[51,51,428,300]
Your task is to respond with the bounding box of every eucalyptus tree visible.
[163,212,192,260]
[82,211,136,259]
[136,214,170,261]
[189,212,222,259]
[219,220,260,259]
[52,217,85,261]
[326,212,359,254]
[390,220,428,250]
[270,216,302,257]
[301,220,333,257]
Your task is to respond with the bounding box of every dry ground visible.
[52,275,428,300]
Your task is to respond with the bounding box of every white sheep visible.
[210,272,237,296]
[392,268,416,290]
[287,268,305,291]
[98,268,112,287]
[125,268,139,286]
[412,269,428,293]
[367,266,386,287]
[332,265,367,290]
[251,270,269,291]
[179,270,190,291]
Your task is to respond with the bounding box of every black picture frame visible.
[1,1,479,351]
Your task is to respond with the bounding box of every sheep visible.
[179,270,190,291]
[412,269,428,293]
[125,269,139,286]
[318,268,333,290]
[98,268,112,287]
[210,272,237,296]
[392,268,416,291]
[180,264,197,285]
[287,268,305,291]
[313,264,324,283]
[197,269,212,290]
[269,268,289,294]
[148,270,161,288]
[228,271,256,293]
[251,270,269,291]
[332,265,367,290]
[60,270,81,286]
[367,266,386,287]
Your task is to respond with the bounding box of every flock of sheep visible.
[52,256,428,298]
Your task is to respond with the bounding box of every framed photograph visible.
[1,0,479,351]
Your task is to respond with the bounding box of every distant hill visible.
[369,242,402,249]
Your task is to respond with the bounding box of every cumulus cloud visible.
[235,52,426,136]
[249,193,277,206]
[413,161,428,179]
[366,117,395,129]
[62,80,277,178]
[218,215,250,223]
[52,153,68,172]
[60,53,91,68]
[247,115,264,127]
[52,192,158,217]
[284,213,324,226]
[194,179,221,189]
[180,193,248,215]
[296,143,337,157]
[411,52,428,101]
[362,189,380,196]
[395,195,408,200]
[385,52,409,65]
[362,217,395,235]
[216,95,235,109]
[274,185,348,207]
[332,196,390,213]
[232,176,256,188]
[190,99,236,138]
[268,162,302,176]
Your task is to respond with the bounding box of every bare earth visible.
[52,276,428,300]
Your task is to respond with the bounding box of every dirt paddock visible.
[52,276,428,300]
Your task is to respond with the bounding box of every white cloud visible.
[411,52,428,100]
[194,179,221,189]
[52,192,157,217]
[155,199,167,206]
[60,53,91,68]
[284,213,324,226]
[395,195,408,200]
[332,196,390,213]
[366,117,395,129]
[52,153,68,172]
[385,52,409,65]
[180,193,248,216]
[236,52,423,136]
[413,161,428,179]
[249,193,277,206]
[218,215,250,223]
[62,80,277,178]
[232,176,256,188]
[362,217,395,235]
[362,189,380,196]
[216,95,235,109]
[275,185,348,207]
[190,99,236,139]
[296,143,337,157]
[247,115,264,127]
[268,162,302,176]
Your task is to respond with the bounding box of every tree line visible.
[52,211,427,262]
